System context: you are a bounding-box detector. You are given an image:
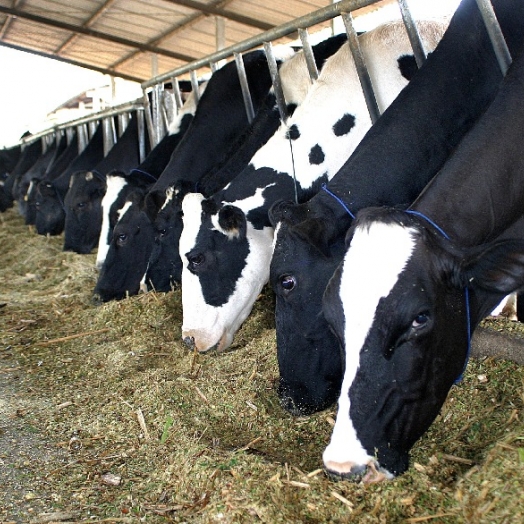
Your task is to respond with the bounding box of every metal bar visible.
[475,0,512,75]
[102,117,114,157]
[397,0,426,68]
[298,28,319,83]
[234,52,255,124]
[77,124,87,153]
[341,12,381,124]
[143,91,156,152]
[141,0,381,88]
[171,77,184,111]
[190,70,201,105]
[137,110,146,163]
[263,42,288,123]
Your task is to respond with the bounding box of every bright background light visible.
[0,0,461,148]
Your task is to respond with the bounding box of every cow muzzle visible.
[182,330,233,353]
[324,459,393,484]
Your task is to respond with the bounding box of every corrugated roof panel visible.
[23,0,102,26]
[4,18,71,51]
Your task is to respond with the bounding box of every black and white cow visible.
[0,143,23,212]
[95,86,201,269]
[3,139,43,210]
[22,134,69,225]
[63,112,148,254]
[268,0,524,416]
[93,48,288,302]
[34,122,106,236]
[144,35,348,293]
[322,43,524,479]
[179,20,446,353]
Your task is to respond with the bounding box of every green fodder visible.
[0,207,523,523]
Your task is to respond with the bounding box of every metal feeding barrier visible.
[21,0,511,163]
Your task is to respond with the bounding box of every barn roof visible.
[0,0,393,83]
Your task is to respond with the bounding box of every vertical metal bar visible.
[137,109,146,163]
[143,89,156,150]
[88,121,97,140]
[151,85,163,148]
[234,52,255,124]
[341,12,380,124]
[171,77,184,111]
[102,117,114,156]
[475,0,512,75]
[397,0,426,68]
[77,124,87,153]
[298,28,319,83]
[190,70,201,105]
[263,42,288,123]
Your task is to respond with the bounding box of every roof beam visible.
[0,41,145,83]
[0,5,199,63]
[165,0,275,31]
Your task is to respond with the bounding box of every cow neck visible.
[411,49,524,247]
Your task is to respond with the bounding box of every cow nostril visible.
[183,336,195,350]
[91,293,103,306]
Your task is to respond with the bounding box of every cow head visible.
[269,199,346,415]
[144,181,195,292]
[34,180,65,236]
[63,170,106,254]
[322,208,524,479]
[93,191,154,302]
[180,193,274,352]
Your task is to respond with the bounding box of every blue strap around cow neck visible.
[130,168,157,183]
[405,210,471,385]
[321,184,355,219]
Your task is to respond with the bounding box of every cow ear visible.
[460,239,524,294]
[218,205,247,240]
[292,218,331,258]
[269,200,307,227]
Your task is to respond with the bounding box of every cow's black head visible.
[321,208,524,479]
[93,193,155,302]
[64,170,106,254]
[269,199,346,415]
[34,181,65,236]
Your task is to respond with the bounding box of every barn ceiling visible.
[0,0,392,84]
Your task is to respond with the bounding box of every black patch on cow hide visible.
[286,124,301,140]
[309,144,325,165]
[397,54,418,81]
[332,114,356,137]
[202,198,218,215]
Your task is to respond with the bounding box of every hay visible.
[1,207,523,523]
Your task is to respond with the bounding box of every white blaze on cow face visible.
[96,175,128,269]
[180,192,274,352]
[323,222,416,477]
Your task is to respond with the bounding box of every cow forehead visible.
[340,223,417,355]
[180,193,206,253]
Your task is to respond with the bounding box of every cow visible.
[0,143,23,212]
[179,20,446,354]
[321,43,524,480]
[144,35,348,293]
[22,133,69,225]
[267,0,524,417]
[63,111,149,254]
[95,85,202,269]
[34,121,105,236]
[93,47,295,302]
[3,138,43,210]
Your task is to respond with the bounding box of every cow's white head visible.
[180,192,274,352]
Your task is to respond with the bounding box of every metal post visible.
[143,90,156,151]
[475,0,512,75]
[171,77,184,111]
[137,109,146,163]
[190,70,201,105]
[263,42,288,123]
[77,124,87,153]
[234,52,255,124]
[341,12,380,124]
[298,28,319,83]
[397,0,426,68]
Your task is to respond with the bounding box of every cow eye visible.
[188,253,205,269]
[412,312,429,328]
[77,202,87,209]
[280,275,296,292]
[116,233,128,247]
[158,228,167,238]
